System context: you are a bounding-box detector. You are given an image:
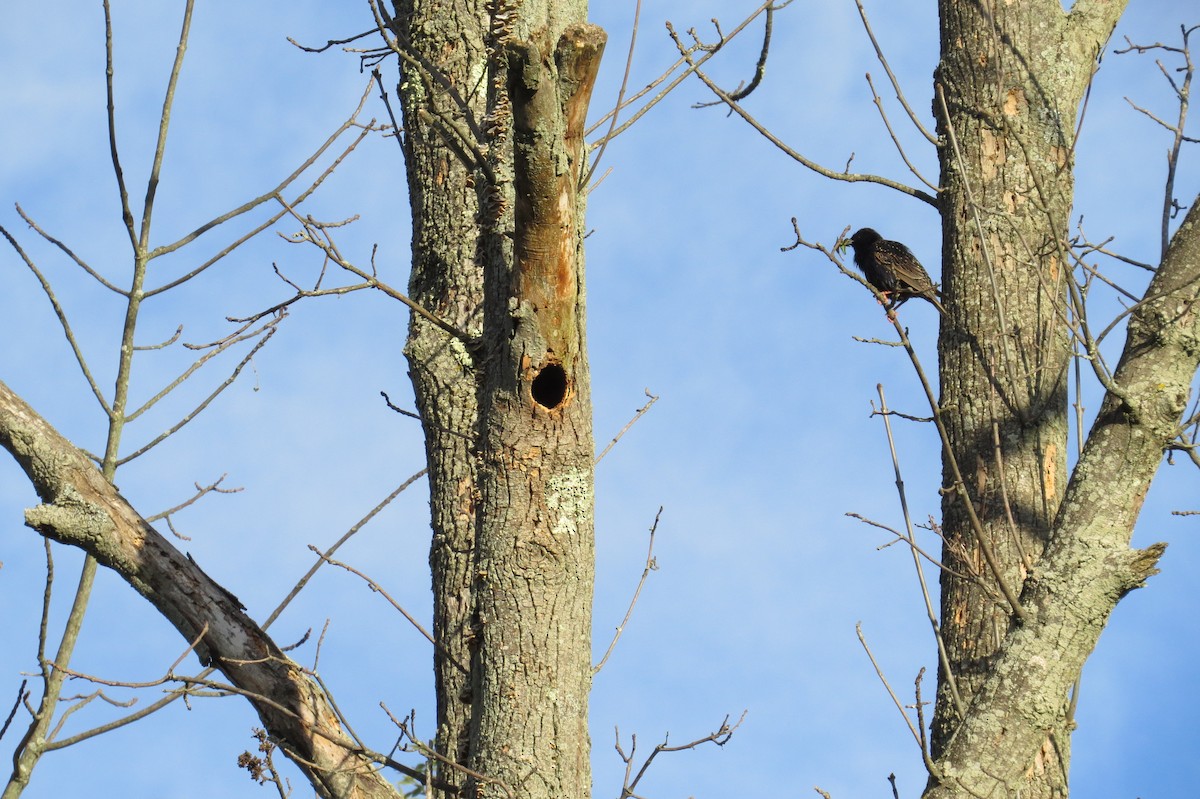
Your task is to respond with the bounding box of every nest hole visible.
[531,364,568,409]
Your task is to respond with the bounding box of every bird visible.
[840,227,945,314]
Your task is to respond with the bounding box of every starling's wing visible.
[875,239,943,310]
[853,248,896,295]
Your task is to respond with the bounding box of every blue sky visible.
[1,2,1197,797]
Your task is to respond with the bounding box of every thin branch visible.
[853,0,937,144]
[595,389,659,465]
[273,203,476,348]
[145,474,243,524]
[594,507,662,675]
[0,224,111,416]
[856,622,922,749]
[615,712,746,799]
[583,0,642,188]
[116,319,280,465]
[103,0,137,251]
[0,680,26,743]
[286,29,377,53]
[138,0,196,251]
[263,470,426,630]
[876,385,964,720]
[382,704,502,797]
[13,205,127,295]
[126,315,278,423]
[133,325,184,351]
[673,27,938,207]
[865,73,938,191]
[310,547,469,676]
[586,2,779,149]
[693,1,787,107]
[143,78,378,279]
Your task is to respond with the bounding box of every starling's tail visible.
[927,292,946,314]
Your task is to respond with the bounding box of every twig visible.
[146,474,243,524]
[674,28,937,206]
[143,79,379,285]
[13,205,126,295]
[116,318,281,465]
[615,712,745,799]
[595,389,659,464]
[0,224,111,415]
[103,0,136,250]
[0,680,27,742]
[594,507,662,674]
[875,385,964,720]
[586,2,779,149]
[693,1,787,107]
[853,0,937,144]
[138,0,196,252]
[263,470,428,629]
[856,622,921,748]
[865,73,938,191]
[583,0,643,188]
[381,704,501,797]
[308,547,469,675]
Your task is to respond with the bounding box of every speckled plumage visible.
[843,227,945,314]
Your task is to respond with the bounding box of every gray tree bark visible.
[392,2,602,797]
[927,1,1200,796]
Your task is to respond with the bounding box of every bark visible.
[0,380,402,799]
[925,197,1200,798]
[393,2,602,797]
[392,0,490,778]
[930,0,1146,795]
[470,22,604,799]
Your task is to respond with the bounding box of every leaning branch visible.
[0,379,403,799]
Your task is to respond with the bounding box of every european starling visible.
[841,227,945,314]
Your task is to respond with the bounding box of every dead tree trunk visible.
[393,2,603,797]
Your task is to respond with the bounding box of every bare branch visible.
[615,712,746,799]
[102,0,137,251]
[875,384,964,727]
[856,623,924,751]
[309,546,469,675]
[595,389,659,465]
[138,0,196,252]
[116,317,281,465]
[674,26,938,206]
[13,205,127,295]
[853,0,937,144]
[593,507,662,674]
[145,474,243,525]
[0,224,111,416]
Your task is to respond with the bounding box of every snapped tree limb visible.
[0,380,403,799]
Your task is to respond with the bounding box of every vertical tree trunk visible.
[395,3,602,798]
[932,1,1127,795]
[393,0,489,780]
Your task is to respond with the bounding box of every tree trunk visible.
[393,0,489,779]
[394,2,602,797]
[931,1,1129,795]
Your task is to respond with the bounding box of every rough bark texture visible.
[929,1,1143,795]
[394,2,601,798]
[925,198,1199,798]
[0,381,402,799]
[470,22,603,799]
[392,0,490,778]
